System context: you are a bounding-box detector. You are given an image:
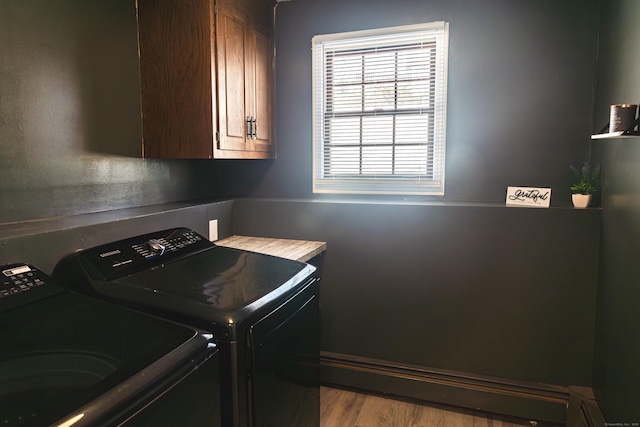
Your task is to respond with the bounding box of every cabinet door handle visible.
[252,117,257,140]
[246,117,258,140]
[246,116,252,139]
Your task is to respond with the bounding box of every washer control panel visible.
[1,264,47,299]
[131,230,205,260]
[75,228,215,281]
[0,263,63,310]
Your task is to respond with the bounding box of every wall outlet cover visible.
[208,219,218,241]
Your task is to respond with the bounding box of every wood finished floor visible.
[320,387,532,427]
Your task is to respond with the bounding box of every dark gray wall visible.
[233,199,601,387]
[0,0,220,223]
[223,0,604,390]
[592,0,640,421]
[219,0,600,205]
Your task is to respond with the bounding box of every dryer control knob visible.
[147,239,166,256]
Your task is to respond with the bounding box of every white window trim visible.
[312,21,449,196]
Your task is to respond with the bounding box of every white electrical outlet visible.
[208,219,218,241]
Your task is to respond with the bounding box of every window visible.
[312,22,449,195]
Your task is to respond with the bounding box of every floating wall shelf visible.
[591,131,640,139]
[591,117,640,139]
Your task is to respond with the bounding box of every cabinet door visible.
[250,27,274,154]
[216,7,250,153]
[216,0,274,158]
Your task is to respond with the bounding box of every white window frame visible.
[312,22,449,196]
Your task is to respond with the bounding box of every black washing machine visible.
[52,227,320,427]
[0,263,220,427]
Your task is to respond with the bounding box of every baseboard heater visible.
[320,351,604,426]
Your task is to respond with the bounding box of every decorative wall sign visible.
[506,186,551,208]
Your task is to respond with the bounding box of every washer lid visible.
[52,228,316,338]
[104,246,315,334]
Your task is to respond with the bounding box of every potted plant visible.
[569,162,600,208]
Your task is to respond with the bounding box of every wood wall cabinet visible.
[136,0,274,159]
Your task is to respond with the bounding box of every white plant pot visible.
[572,193,592,208]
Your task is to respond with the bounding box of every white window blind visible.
[312,22,449,195]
